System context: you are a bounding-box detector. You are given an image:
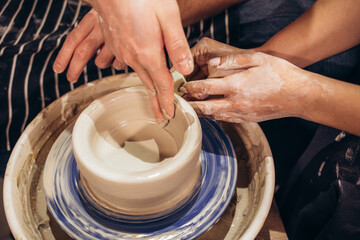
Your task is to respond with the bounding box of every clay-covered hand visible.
[53,9,122,83]
[186,37,254,81]
[180,52,313,123]
[88,0,193,122]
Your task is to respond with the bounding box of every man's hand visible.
[185,37,253,80]
[181,52,312,123]
[180,37,254,100]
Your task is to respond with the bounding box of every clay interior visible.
[86,89,190,173]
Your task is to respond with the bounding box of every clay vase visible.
[72,86,202,219]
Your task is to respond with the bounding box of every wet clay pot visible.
[72,86,202,216]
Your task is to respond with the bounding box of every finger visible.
[188,37,236,78]
[190,42,211,71]
[95,44,115,69]
[157,2,193,75]
[53,10,97,73]
[146,61,175,119]
[208,66,245,78]
[130,64,165,123]
[148,91,166,123]
[112,57,127,70]
[186,68,207,81]
[136,46,175,119]
[66,27,104,82]
[189,99,230,116]
[209,52,264,70]
[184,93,209,101]
[212,112,246,123]
[169,66,176,73]
[184,45,202,79]
[180,78,229,95]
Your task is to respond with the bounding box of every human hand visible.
[53,9,123,83]
[179,37,254,100]
[180,52,313,123]
[185,37,254,80]
[89,0,193,122]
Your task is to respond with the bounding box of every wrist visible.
[294,71,330,121]
[253,43,311,68]
[284,68,318,119]
[84,0,95,6]
[252,43,275,56]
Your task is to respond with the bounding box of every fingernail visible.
[114,62,123,70]
[66,73,77,83]
[169,66,176,73]
[209,57,221,66]
[194,93,207,100]
[179,86,187,93]
[147,88,157,97]
[96,62,105,69]
[53,63,62,73]
[176,58,194,75]
[156,117,165,123]
[162,108,172,120]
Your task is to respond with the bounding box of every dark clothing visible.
[1,0,360,240]
[278,130,360,240]
[1,0,92,153]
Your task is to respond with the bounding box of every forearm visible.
[175,0,243,27]
[84,0,94,5]
[85,0,243,27]
[298,71,360,136]
[257,0,360,68]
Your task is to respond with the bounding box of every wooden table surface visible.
[256,200,288,240]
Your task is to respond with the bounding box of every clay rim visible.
[72,86,202,183]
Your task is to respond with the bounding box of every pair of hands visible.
[53,4,306,124]
[53,0,193,123]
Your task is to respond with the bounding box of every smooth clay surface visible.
[72,86,202,215]
[80,90,179,172]
[88,115,179,172]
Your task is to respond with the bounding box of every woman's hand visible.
[88,0,193,122]
[181,52,314,123]
[53,10,122,83]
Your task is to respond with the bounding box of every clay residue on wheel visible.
[9,73,273,240]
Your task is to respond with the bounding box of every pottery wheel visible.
[43,118,237,239]
[4,73,275,240]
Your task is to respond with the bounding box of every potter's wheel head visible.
[43,118,238,239]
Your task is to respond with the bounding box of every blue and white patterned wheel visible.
[43,118,238,239]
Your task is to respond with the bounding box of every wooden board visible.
[257,200,288,240]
